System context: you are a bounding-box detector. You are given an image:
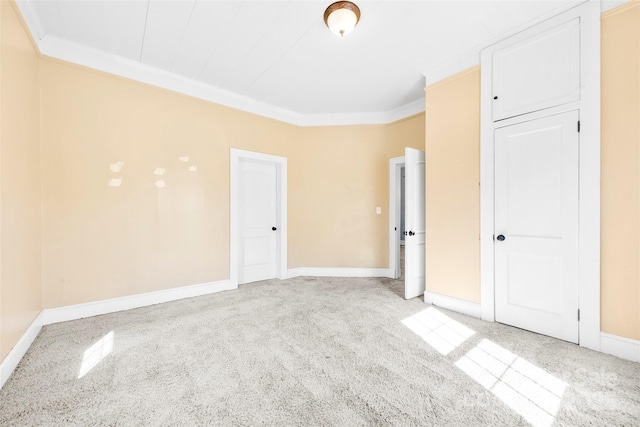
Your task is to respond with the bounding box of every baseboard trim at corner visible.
[424,291,481,319]
[42,279,235,326]
[600,332,640,362]
[0,312,43,390]
[288,267,392,279]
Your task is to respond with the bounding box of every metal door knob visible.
[497,234,505,241]
[272,227,277,231]
[408,231,415,236]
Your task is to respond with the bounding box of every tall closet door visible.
[494,110,579,343]
[492,18,580,121]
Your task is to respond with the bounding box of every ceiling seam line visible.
[242,19,322,94]
[224,0,292,89]
[139,0,151,62]
[195,3,243,80]
[169,1,198,72]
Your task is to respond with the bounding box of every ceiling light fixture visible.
[324,1,361,37]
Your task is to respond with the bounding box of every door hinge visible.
[577,121,581,132]
[493,234,495,241]
[578,309,580,321]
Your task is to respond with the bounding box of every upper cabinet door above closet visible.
[492,18,580,122]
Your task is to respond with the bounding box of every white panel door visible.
[405,148,426,299]
[492,19,580,121]
[495,111,579,343]
[238,159,277,284]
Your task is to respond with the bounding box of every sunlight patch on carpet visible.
[401,307,475,355]
[455,339,568,427]
[78,331,114,379]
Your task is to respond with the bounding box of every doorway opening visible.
[389,156,405,281]
[389,148,425,300]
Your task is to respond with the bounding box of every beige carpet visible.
[1,276,638,426]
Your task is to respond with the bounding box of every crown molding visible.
[14,0,45,41]
[39,35,310,125]
[14,0,424,127]
[295,98,425,127]
[38,35,424,127]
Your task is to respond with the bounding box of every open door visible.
[404,147,426,299]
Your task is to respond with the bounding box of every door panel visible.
[239,160,277,284]
[492,19,580,121]
[405,148,426,299]
[506,127,563,237]
[495,111,579,343]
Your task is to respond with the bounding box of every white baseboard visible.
[424,291,481,319]
[0,279,235,390]
[0,312,43,389]
[600,332,640,362]
[42,279,235,325]
[288,267,392,279]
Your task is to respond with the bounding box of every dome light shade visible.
[324,2,361,37]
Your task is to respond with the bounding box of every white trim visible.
[230,149,288,287]
[39,36,306,125]
[389,156,405,280]
[480,1,601,351]
[0,279,233,390]
[14,0,45,41]
[0,313,43,390]
[296,99,425,127]
[13,23,424,127]
[424,292,482,319]
[384,99,426,124]
[600,332,640,362]
[576,1,602,352]
[41,280,234,326]
[288,267,392,279]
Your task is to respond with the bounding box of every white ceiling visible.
[19,0,598,125]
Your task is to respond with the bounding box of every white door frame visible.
[389,156,405,279]
[230,148,288,288]
[480,1,600,350]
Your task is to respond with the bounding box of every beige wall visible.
[40,59,295,307]
[0,1,42,361]
[601,1,640,340]
[40,56,426,308]
[425,67,480,303]
[289,114,424,269]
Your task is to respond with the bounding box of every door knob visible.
[408,231,415,236]
[496,234,505,241]
[272,227,277,231]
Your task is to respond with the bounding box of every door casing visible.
[230,148,288,288]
